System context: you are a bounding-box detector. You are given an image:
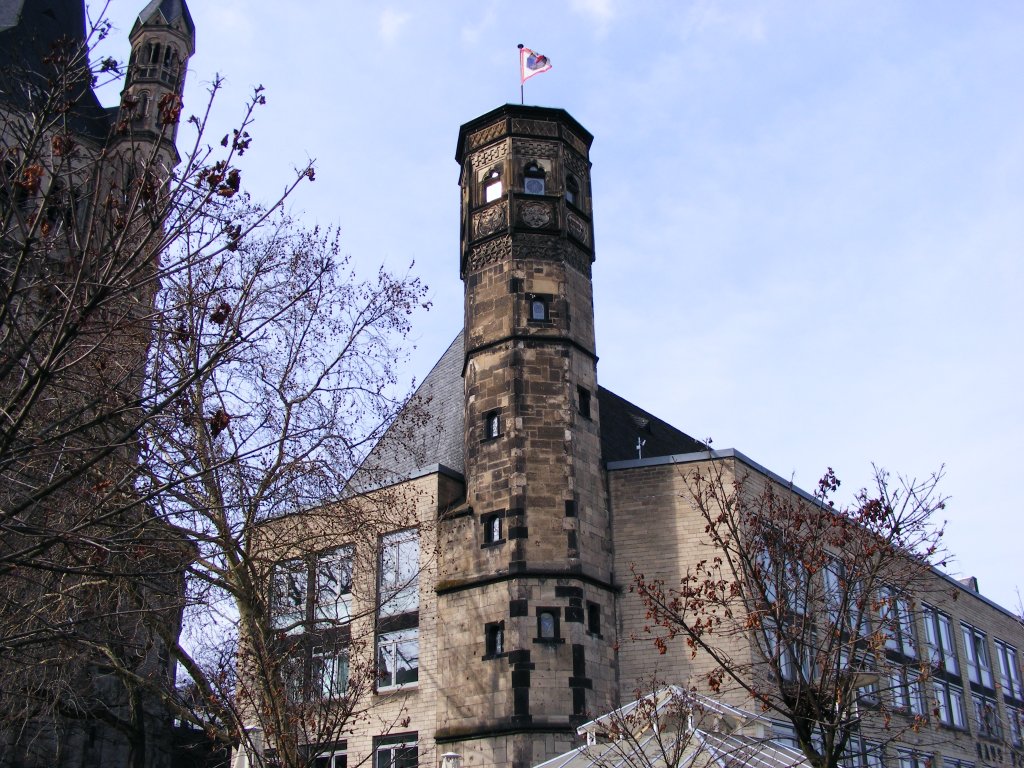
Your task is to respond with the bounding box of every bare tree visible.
[1,11,427,767]
[134,212,428,767]
[632,460,948,768]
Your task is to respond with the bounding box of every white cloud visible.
[379,8,413,44]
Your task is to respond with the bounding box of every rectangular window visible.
[377,629,419,688]
[485,621,505,658]
[932,679,967,729]
[973,693,1002,739]
[879,586,916,658]
[482,512,503,545]
[483,410,501,441]
[377,529,419,689]
[587,602,601,636]
[379,530,419,618]
[272,547,354,632]
[841,736,885,768]
[375,734,418,768]
[577,386,591,419]
[314,747,347,768]
[271,557,308,632]
[824,560,869,637]
[314,547,353,624]
[1007,705,1023,746]
[995,639,1024,700]
[921,604,959,675]
[312,646,349,699]
[896,750,930,768]
[536,608,561,643]
[962,623,994,689]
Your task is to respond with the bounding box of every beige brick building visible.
[260,104,1024,768]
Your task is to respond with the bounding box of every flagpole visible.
[517,44,524,104]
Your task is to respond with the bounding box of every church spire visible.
[118,0,195,153]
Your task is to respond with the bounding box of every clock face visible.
[524,178,545,195]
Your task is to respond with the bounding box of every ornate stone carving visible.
[561,127,589,156]
[515,234,561,262]
[519,201,552,229]
[512,236,592,278]
[567,213,590,245]
[469,142,508,169]
[563,150,589,180]
[468,121,506,149]
[565,242,593,278]
[512,118,558,136]
[511,138,559,159]
[473,201,507,239]
[467,236,512,272]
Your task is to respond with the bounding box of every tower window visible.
[587,602,601,637]
[528,295,549,322]
[484,621,505,658]
[535,608,562,643]
[483,410,501,441]
[566,175,580,207]
[482,512,504,545]
[523,161,546,195]
[138,91,151,119]
[577,386,591,420]
[483,169,503,203]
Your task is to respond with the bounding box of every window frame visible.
[483,168,503,204]
[995,639,1024,701]
[577,386,592,420]
[922,604,959,676]
[481,511,504,546]
[376,628,419,690]
[962,623,995,689]
[535,607,562,644]
[374,734,418,768]
[484,621,506,659]
[483,410,502,442]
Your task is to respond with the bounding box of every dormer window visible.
[565,175,580,206]
[523,161,546,195]
[484,169,503,203]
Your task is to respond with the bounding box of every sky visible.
[94,1,1024,611]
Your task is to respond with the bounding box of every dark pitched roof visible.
[134,0,195,47]
[0,0,115,140]
[597,387,707,462]
[355,331,705,490]
[348,332,465,493]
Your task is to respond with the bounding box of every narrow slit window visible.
[482,513,503,545]
[484,411,501,440]
[485,621,505,657]
[577,386,591,419]
[565,175,580,206]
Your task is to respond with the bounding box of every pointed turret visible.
[117,0,195,154]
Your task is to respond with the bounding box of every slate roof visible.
[0,0,116,140]
[134,0,195,45]
[355,331,706,490]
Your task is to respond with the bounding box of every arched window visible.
[538,611,557,640]
[161,47,179,84]
[530,299,546,321]
[483,168,503,204]
[138,91,151,119]
[523,161,546,195]
[565,175,580,206]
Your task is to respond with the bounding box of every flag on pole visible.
[518,44,552,83]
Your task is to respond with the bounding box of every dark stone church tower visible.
[436,105,617,768]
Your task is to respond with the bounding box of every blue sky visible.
[96,1,1024,611]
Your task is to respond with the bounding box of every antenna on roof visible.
[636,438,646,460]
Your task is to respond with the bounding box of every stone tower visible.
[437,105,617,768]
[118,0,195,163]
